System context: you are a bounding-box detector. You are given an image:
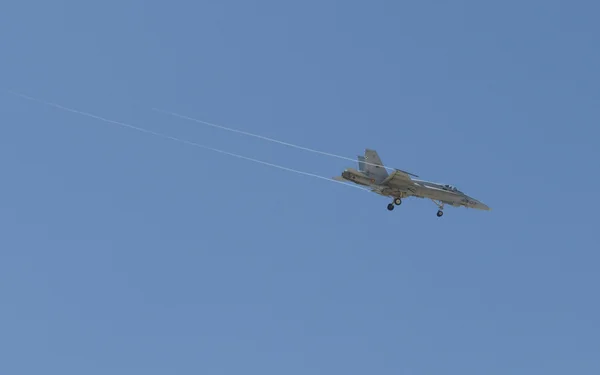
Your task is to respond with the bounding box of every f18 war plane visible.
[333,149,490,217]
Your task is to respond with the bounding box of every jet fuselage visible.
[340,168,490,211]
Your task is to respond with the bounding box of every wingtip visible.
[395,168,419,178]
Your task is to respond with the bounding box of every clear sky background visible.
[1,1,599,374]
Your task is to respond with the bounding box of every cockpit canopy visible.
[443,184,460,192]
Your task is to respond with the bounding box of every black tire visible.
[387,203,394,211]
[394,198,402,205]
[437,210,443,217]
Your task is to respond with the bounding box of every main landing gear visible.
[387,197,403,211]
[431,199,444,217]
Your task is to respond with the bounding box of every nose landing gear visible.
[431,199,445,217]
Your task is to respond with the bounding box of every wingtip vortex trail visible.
[7,90,369,193]
[151,107,400,172]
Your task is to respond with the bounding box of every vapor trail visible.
[152,108,412,174]
[5,90,369,192]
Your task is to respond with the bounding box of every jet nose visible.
[466,197,490,210]
[474,201,491,211]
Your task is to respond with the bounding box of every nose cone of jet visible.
[466,196,490,210]
[473,201,491,211]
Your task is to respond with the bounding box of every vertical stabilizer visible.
[363,149,389,182]
[357,155,366,172]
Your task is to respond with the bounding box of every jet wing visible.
[379,169,413,186]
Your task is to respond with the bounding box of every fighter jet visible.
[333,149,490,217]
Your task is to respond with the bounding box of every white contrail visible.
[151,107,417,176]
[5,90,369,192]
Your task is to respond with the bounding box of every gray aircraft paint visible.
[334,149,490,216]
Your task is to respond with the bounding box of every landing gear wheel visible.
[394,198,402,205]
[387,203,395,211]
[430,199,445,217]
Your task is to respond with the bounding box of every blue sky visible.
[1,1,599,373]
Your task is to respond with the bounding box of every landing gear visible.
[387,197,402,211]
[430,199,445,217]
